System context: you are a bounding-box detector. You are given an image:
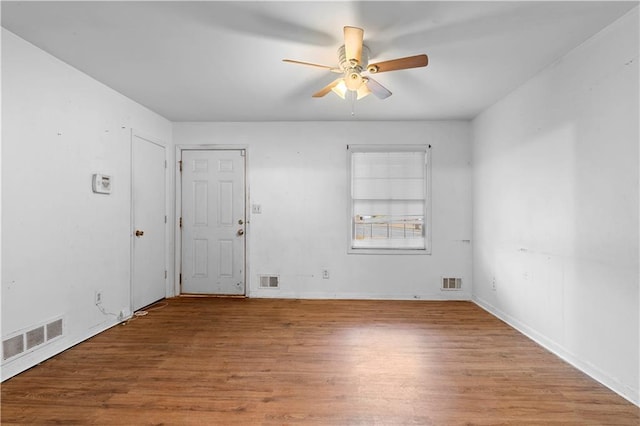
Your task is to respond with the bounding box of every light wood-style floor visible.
[1,297,638,425]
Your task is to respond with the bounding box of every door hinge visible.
[165,270,167,279]
[165,215,167,224]
[179,160,182,172]
[165,160,167,169]
[241,149,246,157]
[179,217,183,228]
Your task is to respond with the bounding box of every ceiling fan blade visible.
[312,78,344,98]
[365,77,392,99]
[283,59,341,73]
[367,54,428,73]
[344,26,364,65]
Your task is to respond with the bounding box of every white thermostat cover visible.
[92,173,112,194]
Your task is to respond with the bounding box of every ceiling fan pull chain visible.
[349,91,356,116]
[283,26,428,106]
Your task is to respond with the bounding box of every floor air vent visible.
[259,275,279,289]
[442,277,462,290]
[2,317,64,362]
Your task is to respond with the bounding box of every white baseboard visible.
[251,291,472,301]
[473,296,639,406]
[1,317,124,382]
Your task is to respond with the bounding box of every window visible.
[348,145,430,254]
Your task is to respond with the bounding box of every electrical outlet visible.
[322,269,330,279]
[94,290,103,305]
[491,277,497,291]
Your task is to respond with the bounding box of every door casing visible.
[174,145,249,297]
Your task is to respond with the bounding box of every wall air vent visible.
[2,317,64,362]
[259,275,279,289]
[46,319,63,341]
[2,335,24,361]
[441,277,462,290]
[26,326,45,350]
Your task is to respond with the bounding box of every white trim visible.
[174,144,249,297]
[1,315,65,363]
[254,291,472,301]
[131,129,167,148]
[347,144,432,255]
[473,296,640,406]
[347,144,429,153]
[1,318,120,381]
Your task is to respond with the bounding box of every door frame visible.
[174,145,249,297]
[130,129,169,312]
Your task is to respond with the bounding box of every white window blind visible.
[349,145,430,252]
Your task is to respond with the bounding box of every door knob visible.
[135,230,144,237]
[237,229,244,236]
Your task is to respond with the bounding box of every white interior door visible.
[132,134,166,310]
[181,149,245,295]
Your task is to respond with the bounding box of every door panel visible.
[181,150,245,295]
[132,135,166,310]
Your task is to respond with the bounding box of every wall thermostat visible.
[92,174,112,194]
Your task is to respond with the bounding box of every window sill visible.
[347,247,432,255]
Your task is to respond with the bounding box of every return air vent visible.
[259,275,279,289]
[46,319,63,340]
[2,317,64,362]
[3,335,24,361]
[441,277,462,290]
[26,326,45,350]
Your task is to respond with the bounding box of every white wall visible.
[5,6,635,406]
[472,8,639,404]
[173,121,472,300]
[1,29,172,380]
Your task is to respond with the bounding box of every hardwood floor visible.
[2,297,638,425]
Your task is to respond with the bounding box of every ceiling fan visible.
[283,26,428,100]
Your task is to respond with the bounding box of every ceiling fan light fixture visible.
[357,83,371,100]
[283,25,428,104]
[331,80,347,99]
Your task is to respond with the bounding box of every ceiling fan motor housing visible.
[338,44,369,90]
[284,25,428,100]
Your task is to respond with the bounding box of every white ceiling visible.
[2,1,636,122]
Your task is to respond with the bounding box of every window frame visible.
[347,144,432,255]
